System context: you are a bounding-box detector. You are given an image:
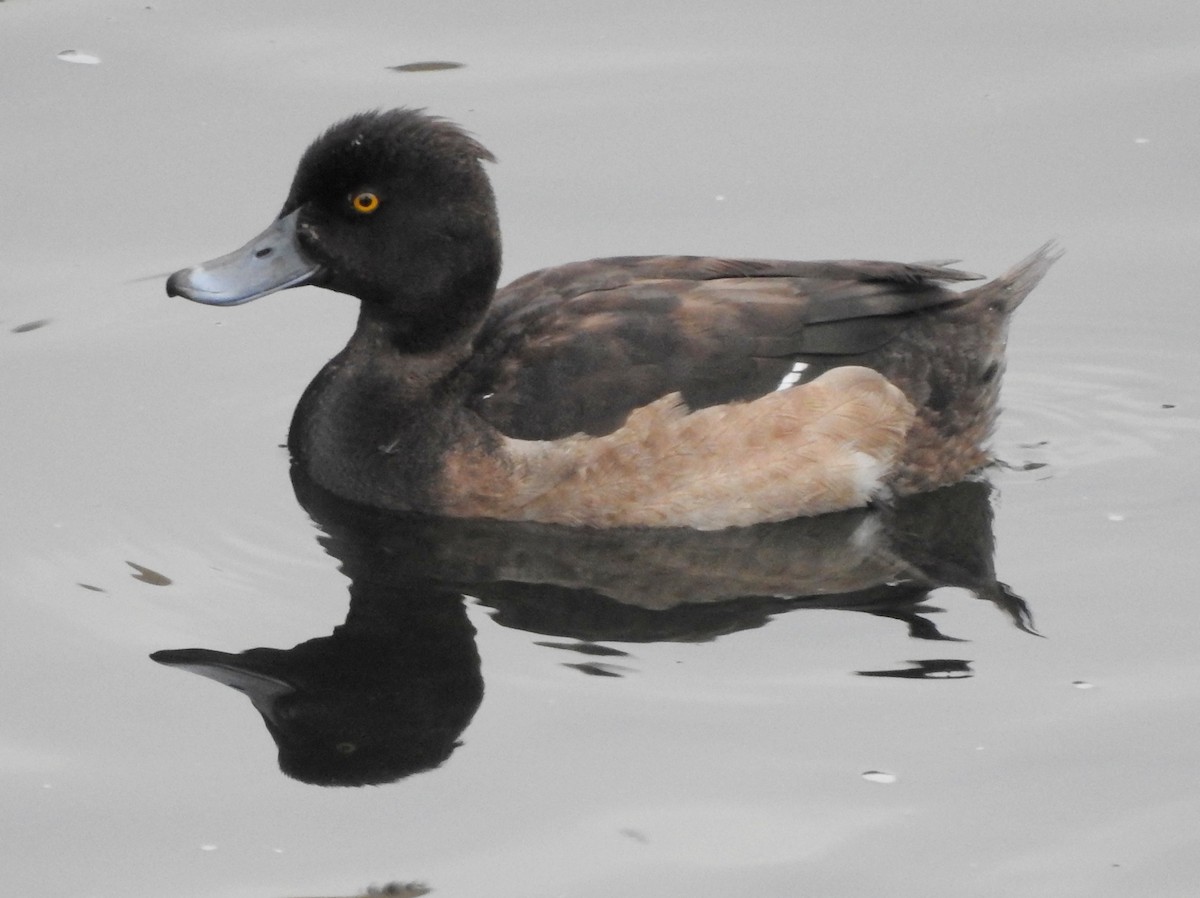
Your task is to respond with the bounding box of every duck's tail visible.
[965,240,1063,314]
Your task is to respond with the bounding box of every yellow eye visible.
[350,192,380,214]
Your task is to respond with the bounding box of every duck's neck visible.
[346,315,477,396]
[354,223,501,355]
[287,315,496,513]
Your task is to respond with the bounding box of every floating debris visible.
[127,561,172,586]
[366,884,431,898]
[564,662,628,678]
[57,50,102,65]
[11,319,51,334]
[861,770,897,784]
[388,61,463,73]
[1071,680,1095,690]
[994,458,1048,472]
[857,659,972,680]
[535,640,629,657]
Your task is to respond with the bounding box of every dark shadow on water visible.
[151,468,1034,787]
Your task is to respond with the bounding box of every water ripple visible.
[996,362,1199,477]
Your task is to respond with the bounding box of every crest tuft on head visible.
[282,108,495,212]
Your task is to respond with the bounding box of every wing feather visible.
[463,255,975,440]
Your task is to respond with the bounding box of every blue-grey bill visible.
[150,648,294,722]
[166,209,320,306]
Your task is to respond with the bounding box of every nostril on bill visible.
[255,247,273,259]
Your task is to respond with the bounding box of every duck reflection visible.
[152,469,1032,786]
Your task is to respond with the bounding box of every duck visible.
[167,108,1059,530]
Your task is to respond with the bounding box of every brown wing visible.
[463,255,982,440]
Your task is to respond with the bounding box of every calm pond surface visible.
[3,1,1199,896]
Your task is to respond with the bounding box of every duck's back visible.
[461,250,1054,460]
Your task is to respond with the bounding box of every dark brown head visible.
[168,109,502,351]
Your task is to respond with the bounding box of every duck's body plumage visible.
[168,109,1059,529]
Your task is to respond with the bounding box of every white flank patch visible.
[774,360,808,391]
[849,451,887,502]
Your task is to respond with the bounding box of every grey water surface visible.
[3,1,1199,896]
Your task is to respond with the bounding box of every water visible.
[3,1,1199,896]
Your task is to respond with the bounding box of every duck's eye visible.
[350,192,380,214]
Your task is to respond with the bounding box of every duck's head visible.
[168,109,501,349]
